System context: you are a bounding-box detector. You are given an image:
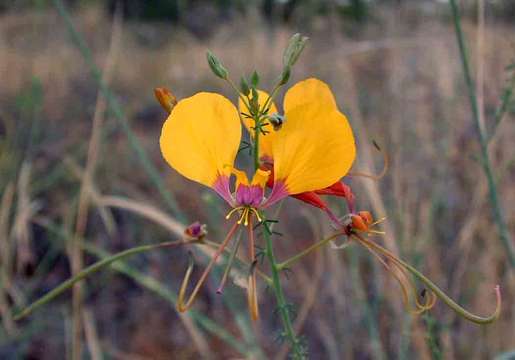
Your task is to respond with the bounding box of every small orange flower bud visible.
[154,87,178,114]
[358,211,373,225]
[351,214,368,232]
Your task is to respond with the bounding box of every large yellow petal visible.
[283,78,337,113]
[238,90,277,158]
[271,102,355,195]
[160,92,241,188]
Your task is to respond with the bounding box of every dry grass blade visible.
[12,162,40,274]
[99,195,185,236]
[83,308,103,360]
[69,8,123,360]
[0,182,16,335]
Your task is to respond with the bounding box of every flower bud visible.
[358,211,373,225]
[240,76,250,96]
[283,33,309,68]
[206,50,228,80]
[351,215,368,232]
[184,221,207,240]
[250,70,260,87]
[154,87,178,114]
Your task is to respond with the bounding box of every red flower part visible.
[260,161,355,214]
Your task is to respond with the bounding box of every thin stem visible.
[354,233,501,324]
[14,240,189,321]
[277,233,342,271]
[261,83,281,115]
[449,0,515,268]
[226,78,251,112]
[488,67,515,143]
[203,239,272,285]
[262,215,305,359]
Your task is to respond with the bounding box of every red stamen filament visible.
[177,221,239,312]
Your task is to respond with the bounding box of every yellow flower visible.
[159,78,355,319]
[160,78,356,213]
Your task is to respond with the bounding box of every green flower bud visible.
[206,50,228,80]
[240,76,250,96]
[283,33,309,68]
[250,70,260,87]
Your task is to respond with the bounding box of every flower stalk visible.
[13,239,191,321]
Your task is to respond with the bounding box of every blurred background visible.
[0,0,514,359]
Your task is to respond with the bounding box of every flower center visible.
[223,167,271,226]
[229,167,270,207]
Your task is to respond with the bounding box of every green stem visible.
[399,254,501,324]
[226,78,251,112]
[35,219,252,356]
[488,67,515,143]
[277,233,342,271]
[251,101,303,357]
[449,0,515,268]
[261,217,305,359]
[354,233,501,324]
[13,240,188,321]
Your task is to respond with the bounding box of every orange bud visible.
[358,211,373,225]
[154,87,178,114]
[351,214,368,232]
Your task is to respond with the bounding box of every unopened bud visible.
[240,76,250,96]
[250,70,260,87]
[184,221,207,240]
[283,33,309,68]
[351,215,368,232]
[206,50,228,80]
[154,87,178,114]
[358,211,373,225]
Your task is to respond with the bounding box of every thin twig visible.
[449,0,515,268]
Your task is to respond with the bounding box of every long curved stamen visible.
[359,239,435,314]
[352,233,501,324]
[348,141,389,181]
[177,221,239,312]
[216,229,243,294]
[226,206,245,220]
[226,206,262,226]
[247,216,259,320]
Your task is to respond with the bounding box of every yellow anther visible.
[226,206,244,220]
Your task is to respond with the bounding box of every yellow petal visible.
[283,78,337,113]
[250,168,271,188]
[160,92,241,188]
[272,102,355,195]
[238,90,278,158]
[229,167,250,187]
